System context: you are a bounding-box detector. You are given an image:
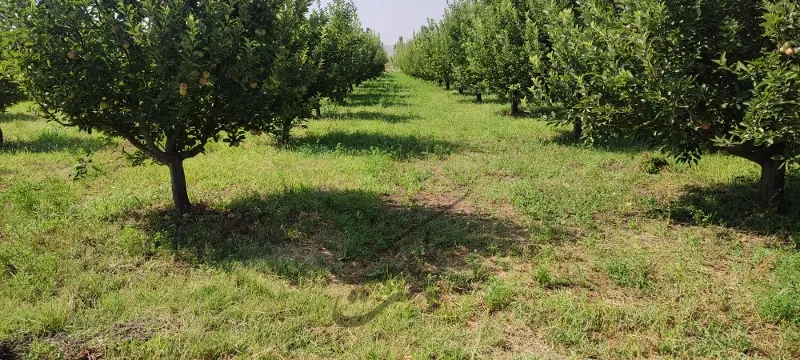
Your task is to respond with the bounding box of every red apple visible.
[202,71,210,79]
[199,77,208,86]
[179,83,189,90]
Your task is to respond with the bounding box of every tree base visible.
[572,120,582,140]
[511,99,520,116]
[168,159,191,214]
[760,158,787,212]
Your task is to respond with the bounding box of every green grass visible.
[1,71,800,358]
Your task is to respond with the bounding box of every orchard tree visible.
[535,0,798,209]
[266,0,316,146]
[528,0,626,139]
[309,0,387,109]
[400,0,535,111]
[314,0,360,103]
[10,0,313,213]
[0,2,26,145]
[467,0,533,114]
[441,0,478,95]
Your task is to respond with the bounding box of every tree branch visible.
[124,135,169,164]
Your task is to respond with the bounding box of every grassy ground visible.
[1,71,799,359]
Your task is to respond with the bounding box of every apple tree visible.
[10,0,313,213]
[0,2,27,145]
[440,0,478,96]
[312,0,360,104]
[263,0,316,146]
[534,0,798,209]
[466,0,533,114]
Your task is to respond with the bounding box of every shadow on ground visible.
[455,96,505,105]
[125,188,530,290]
[339,75,410,108]
[289,130,461,160]
[0,129,107,154]
[0,112,39,124]
[651,175,800,239]
[324,110,419,124]
[544,129,648,154]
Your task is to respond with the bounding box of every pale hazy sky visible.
[319,0,448,51]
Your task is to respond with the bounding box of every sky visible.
[320,0,448,54]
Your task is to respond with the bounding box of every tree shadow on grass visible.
[289,130,462,160]
[126,188,531,290]
[650,175,800,239]
[339,75,411,108]
[0,112,39,124]
[324,110,419,124]
[0,129,107,154]
[455,97,505,105]
[544,129,648,154]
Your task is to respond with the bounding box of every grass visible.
[1,71,800,358]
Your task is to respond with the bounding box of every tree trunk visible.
[0,127,4,145]
[511,95,520,116]
[168,158,191,214]
[280,118,292,146]
[445,80,450,91]
[476,91,482,103]
[315,104,322,117]
[438,79,442,86]
[458,87,464,95]
[759,158,787,211]
[573,119,583,140]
